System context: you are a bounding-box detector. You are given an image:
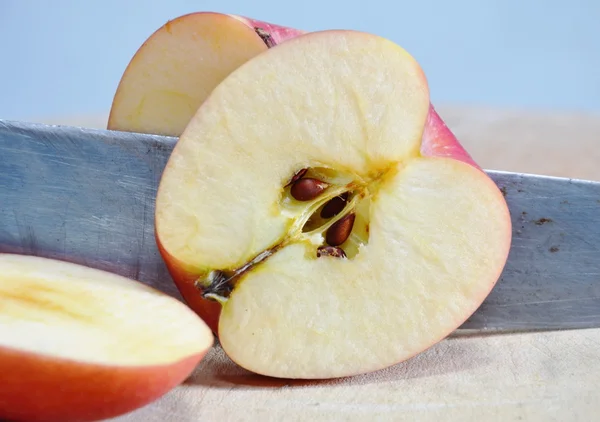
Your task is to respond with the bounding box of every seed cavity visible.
[291,178,329,201]
[317,246,347,258]
[326,213,356,246]
[198,166,374,302]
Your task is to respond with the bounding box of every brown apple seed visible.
[290,178,329,201]
[326,213,355,246]
[286,168,308,186]
[320,192,349,218]
[317,245,347,258]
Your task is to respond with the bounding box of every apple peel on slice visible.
[155,30,511,379]
[0,253,213,422]
[108,11,303,136]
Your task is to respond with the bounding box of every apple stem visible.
[254,28,276,48]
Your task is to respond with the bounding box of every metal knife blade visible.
[1,119,599,332]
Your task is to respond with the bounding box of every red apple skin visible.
[0,345,206,422]
[153,20,506,336]
[421,104,480,169]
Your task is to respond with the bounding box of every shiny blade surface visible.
[1,119,599,332]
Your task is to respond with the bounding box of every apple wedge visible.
[154,30,511,380]
[0,253,213,422]
[108,12,303,136]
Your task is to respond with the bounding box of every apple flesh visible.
[154,30,511,379]
[108,11,304,136]
[0,253,213,422]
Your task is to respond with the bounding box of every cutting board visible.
[33,106,600,421]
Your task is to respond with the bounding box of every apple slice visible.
[107,12,303,136]
[0,253,213,422]
[155,30,511,380]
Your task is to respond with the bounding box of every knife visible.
[1,118,599,333]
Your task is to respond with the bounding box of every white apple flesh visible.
[0,253,213,422]
[108,12,304,136]
[154,30,512,379]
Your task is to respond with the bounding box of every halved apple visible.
[107,11,489,338]
[154,30,511,380]
[0,253,213,422]
[108,11,304,136]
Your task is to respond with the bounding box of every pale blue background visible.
[1,0,599,121]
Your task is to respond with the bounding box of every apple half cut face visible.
[155,30,512,379]
[108,11,303,136]
[0,253,213,422]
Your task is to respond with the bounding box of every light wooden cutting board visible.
[33,106,600,421]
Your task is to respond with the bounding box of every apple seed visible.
[320,192,350,218]
[326,213,356,246]
[286,168,308,186]
[316,245,347,258]
[291,178,329,201]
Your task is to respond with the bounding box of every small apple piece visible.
[0,253,213,422]
[108,12,304,136]
[155,30,511,379]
